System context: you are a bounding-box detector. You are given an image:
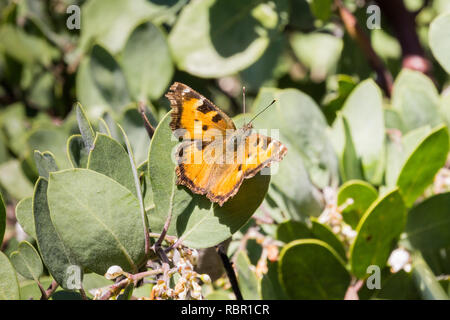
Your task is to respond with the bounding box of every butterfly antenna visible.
[248,99,276,124]
[243,86,246,125]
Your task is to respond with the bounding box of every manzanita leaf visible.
[47,169,146,274]
[429,12,450,74]
[168,0,288,77]
[67,134,89,168]
[87,133,137,197]
[34,150,58,179]
[402,192,450,251]
[235,251,260,300]
[396,125,449,207]
[15,197,36,240]
[122,21,174,101]
[337,180,378,228]
[279,239,350,300]
[33,178,82,289]
[350,188,407,278]
[0,251,20,300]
[76,103,95,151]
[10,240,43,281]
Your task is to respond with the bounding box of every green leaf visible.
[33,178,81,289]
[0,25,58,66]
[76,103,95,151]
[279,239,350,299]
[168,0,288,77]
[27,128,71,169]
[0,192,5,245]
[392,69,442,132]
[396,125,449,207]
[89,45,130,112]
[358,268,420,300]
[309,0,332,21]
[339,79,385,184]
[148,112,270,248]
[385,125,431,187]
[337,180,378,229]
[10,241,43,281]
[235,251,260,300]
[402,193,450,251]
[310,218,346,260]
[429,12,450,74]
[276,220,313,243]
[87,133,136,197]
[411,251,449,300]
[138,161,154,212]
[0,251,20,300]
[120,107,152,166]
[75,58,110,118]
[47,169,146,274]
[335,115,364,182]
[34,150,58,179]
[122,21,174,101]
[259,261,288,299]
[349,188,407,278]
[80,0,181,54]
[0,160,34,200]
[289,31,343,82]
[67,135,89,168]
[15,197,36,240]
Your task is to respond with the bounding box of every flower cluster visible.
[318,186,357,245]
[150,246,211,300]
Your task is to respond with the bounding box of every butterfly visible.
[166,82,287,206]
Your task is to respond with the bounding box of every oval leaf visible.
[168,0,288,77]
[392,69,442,132]
[15,197,36,240]
[10,241,43,281]
[429,12,450,74]
[33,178,82,289]
[337,179,378,228]
[87,133,137,197]
[47,169,145,274]
[339,79,385,184]
[350,188,407,278]
[402,192,450,251]
[279,239,350,299]
[122,21,174,101]
[396,125,449,207]
[0,251,20,300]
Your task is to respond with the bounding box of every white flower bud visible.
[200,274,211,284]
[105,265,124,280]
[388,248,411,273]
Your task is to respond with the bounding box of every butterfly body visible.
[166,82,287,206]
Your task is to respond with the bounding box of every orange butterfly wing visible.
[167,82,287,206]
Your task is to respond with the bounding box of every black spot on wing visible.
[197,103,215,114]
[212,114,222,123]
